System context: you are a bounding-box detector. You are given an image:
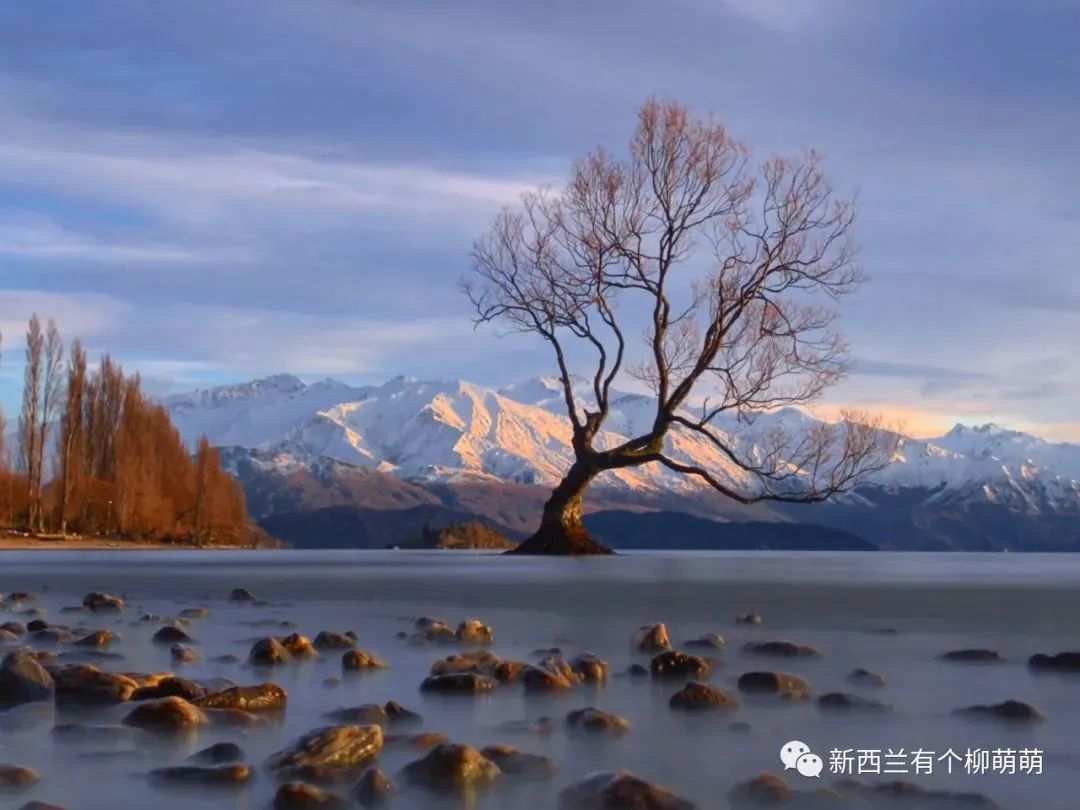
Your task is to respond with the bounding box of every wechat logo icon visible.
[780,740,823,777]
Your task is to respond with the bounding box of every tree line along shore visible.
[0,314,260,548]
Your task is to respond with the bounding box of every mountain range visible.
[163,374,1080,552]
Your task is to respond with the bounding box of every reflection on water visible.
[1,550,1078,809]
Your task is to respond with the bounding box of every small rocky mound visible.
[148,764,252,787]
[123,696,207,732]
[737,671,810,698]
[265,725,384,775]
[352,767,393,807]
[1028,651,1080,672]
[560,770,696,809]
[735,612,762,625]
[73,630,116,648]
[279,633,317,658]
[954,700,1045,723]
[941,649,1000,663]
[0,764,38,793]
[570,653,610,683]
[420,672,497,693]
[834,778,999,807]
[631,623,672,653]
[130,675,205,702]
[53,664,138,703]
[0,649,55,706]
[342,650,388,671]
[171,644,200,665]
[273,782,350,809]
[728,772,836,807]
[190,742,245,765]
[83,592,124,613]
[402,743,501,792]
[817,692,891,713]
[430,650,501,676]
[846,667,885,687]
[229,588,256,602]
[685,633,725,650]
[650,651,710,680]
[669,681,739,712]
[152,624,194,645]
[481,744,556,780]
[195,683,287,711]
[455,619,494,647]
[250,637,292,666]
[742,640,822,658]
[314,631,356,651]
[566,707,630,734]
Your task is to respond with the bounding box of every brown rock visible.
[846,668,885,687]
[0,649,55,705]
[560,770,695,809]
[570,653,610,683]
[123,696,207,732]
[566,707,630,734]
[670,681,739,712]
[650,651,710,680]
[83,592,124,613]
[131,676,205,702]
[196,682,288,711]
[737,671,810,698]
[385,731,449,750]
[250,637,292,666]
[342,649,388,671]
[420,672,496,693]
[742,640,822,658]
[314,632,356,651]
[266,725,383,774]
[352,767,393,807]
[152,624,193,644]
[955,700,1045,723]
[53,664,138,703]
[279,633,317,659]
[455,619,494,647]
[0,764,38,793]
[148,764,252,786]
[170,644,201,665]
[273,782,350,809]
[430,650,500,676]
[481,744,557,780]
[631,623,672,653]
[685,633,726,650]
[941,649,1000,663]
[402,743,501,792]
[73,630,116,648]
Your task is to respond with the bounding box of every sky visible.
[0,0,1078,440]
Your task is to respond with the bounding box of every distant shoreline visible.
[0,531,252,551]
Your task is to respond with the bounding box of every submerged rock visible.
[669,681,739,712]
[480,744,557,780]
[650,651,710,680]
[402,743,501,792]
[148,764,252,787]
[170,644,200,665]
[342,649,388,671]
[123,696,207,732]
[229,588,256,602]
[280,633,317,659]
[954,700,1045,723]
[384,731,449,750]
[941,649,1001,663]
[152,624,193,645]
[431,650,500,676]
[737,671,810,698]
[834,778,998,807]
[631,623,672,653]
[250,637,292,666]
[265,725,383,774]
[0,764,38,793]
[314,632,356,651]
[130,675,205,702]
[190,742,245,765]
[83,592,124,613]
[846,667,886,687]
[196,682,287,711]
[566,707,630,734]
[73,630,116,648]
[817,692,891,713]
[560,770,696,809]
[570,653,610,683]
[420,672,497,693]
[735,612,763,625]
[742,640,822,658]
[685,633,726,650]
[455,619,494,647]
[1029,651,1080,672]
[352,767,393,807]
[53,664,138,703]
[273,782,350,809]
[522,658,577,691]
[0,649,55,705]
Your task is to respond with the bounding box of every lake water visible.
[1,550,1079,809]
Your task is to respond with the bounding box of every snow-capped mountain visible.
[163,373,1080,545]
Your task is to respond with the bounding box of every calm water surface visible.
[1,550,1078,809]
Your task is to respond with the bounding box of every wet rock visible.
[1,622,26,637]
[138,613,164,623]
[273,782,350,809]
[566,707,630,734]
[846,667,885,687]
[817,692,891,713]
[73,630,116,648]
[415,616,445,630]
[195,683,287,711]
[190,742,245,764]
[560,770,695,809]
[342,649,388,671]
[631,623,672,653]
[735,612,763,625]
[402,743,501,792]
[729,720,752,733]
[326,704,388,725]
[728,772,807,807]
[954,700,1045,723]
[455,619,494,647]
[280,633,317,659]
[0,764,38,793]
[570,653,610,683]
[420,672,497,693]
[17,802,65,810]
[123,696,207,732]
[229,588,256,602]
[352,767,393,807]
[737,671,811,698]
[53,664,138,703]
[431,650,500,676]
[742,640,822,658]
[650,651,710,680]
[533,646,562,657]
[171,644,201,665]
[521,661,576,691]
[206,707,268,727]
[26,620,49,633]
[152,624,193,645]
[30,628,72,645]
[7,593,35,603]
[384,700,421,723]
[481,744,557,780]
[314,632,356,651]
[83,592,124,613]
[493,659,528,683]
[178,607,209,619]
[1028,651,1080,672]
[410,619,456,646]
[213,654,240,664]
[834,778,998,807]
[625,663,649,679]
[685,633,726,650]
[941,649,1000,663]
[670,681,739,712]
[0,630,19,644]
[148,764,252,787]
[250,637,292,666]
[0,649,55,705]
[131,676,205,702]
[266,724,383,774]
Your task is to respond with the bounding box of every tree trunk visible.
[509,461,614,555]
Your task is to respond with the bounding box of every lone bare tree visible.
[465,100,894,554]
